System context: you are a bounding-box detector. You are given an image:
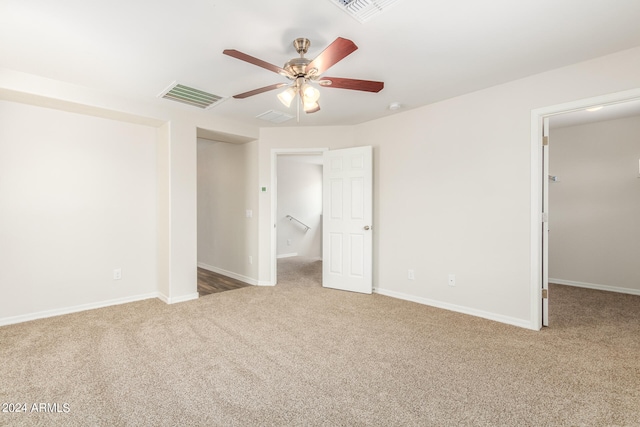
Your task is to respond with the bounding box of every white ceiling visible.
[2,0,640,129]
[550,98,640,129]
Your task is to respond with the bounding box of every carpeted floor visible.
[1,257,639,426]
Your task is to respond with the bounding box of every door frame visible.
[270,148,328,285]
[529,88,640,329]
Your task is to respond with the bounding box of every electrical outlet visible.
[287,239,292,246]
[408,269,415,280]
[113,268,122,280]
[448,274,455,287]
[249,256,253,264]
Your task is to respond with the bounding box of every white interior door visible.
[322,146,373,294]
[542,117,550,326]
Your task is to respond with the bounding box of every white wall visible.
[1,67,259,314]
[164,120,199,302]
[258,46,640,329]
[354,47,640,328]
[156,122,171,299]
[197,138,258,283]
[276,156,322,258]
[354,93,534,326]
[3,45,640,329]
[0,101,157,321]
[549,116,640,293]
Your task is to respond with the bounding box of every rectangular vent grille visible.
[159,83,225,109]
[256,110,294,124]
[327,0,402,23]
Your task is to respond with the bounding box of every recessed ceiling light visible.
[586,106,604,112]
[389,102,401,110]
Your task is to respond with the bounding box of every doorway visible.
[275,153,323,285]
[531,89,640,328]
[271,148,327,285]
[270,146,374,294]
[197,137,258,293]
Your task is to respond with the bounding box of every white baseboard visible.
[157,292,200,304]
[277,253,298,259]
[374,288,533,330]
[197,262,258,286]
[550,278,640,296]
[258,281,276,286]
[0,293,159,327]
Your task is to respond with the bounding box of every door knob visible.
[364,225,370,230]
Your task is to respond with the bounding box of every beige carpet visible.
[1,257,639,426]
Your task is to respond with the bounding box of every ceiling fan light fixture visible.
[301,83,320,103]
[303,101,320,113]
[277,86,297,108]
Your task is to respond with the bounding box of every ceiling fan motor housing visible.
[283,57,311,78]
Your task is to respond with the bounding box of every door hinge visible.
[542,212,548,223]
[543,136,549,146]
[542,289,548,299]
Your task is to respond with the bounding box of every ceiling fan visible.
[223,37,384,114]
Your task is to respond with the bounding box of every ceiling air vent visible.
[327,0,403,23]
[159,82,226,109]
[256,110,294,124]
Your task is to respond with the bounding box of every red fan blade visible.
[233,83,288,99]
[320,77,384,93]
[223,49,288,76]
[305,37,358,76]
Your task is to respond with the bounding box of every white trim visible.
[270,148,328,286]
[550,279,640,296]
[257,280,276,286]
[530,111,543,330]
[277,252,298,259]
[0,293,160,327]
[197,262,258,286]
[530,88,640,331]
[375,288,533,330]
[161,292,199,304]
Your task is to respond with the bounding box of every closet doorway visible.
[532,90,640,328]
